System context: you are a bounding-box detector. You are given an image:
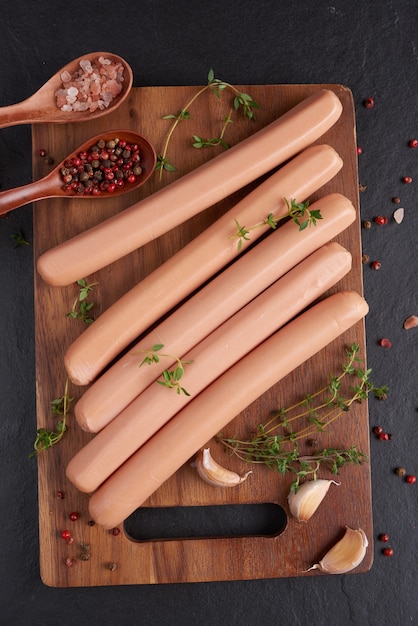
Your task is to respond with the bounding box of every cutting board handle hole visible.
[123,503,287,542]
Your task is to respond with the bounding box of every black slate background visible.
[1,2,417,624]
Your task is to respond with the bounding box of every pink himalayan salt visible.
[55,56,124,113]
[403,315,418,330]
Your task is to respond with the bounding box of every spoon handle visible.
[0,101,37,129]
[0,177,57,215]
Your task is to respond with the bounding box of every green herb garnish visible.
[139,344,192,396]
[218,344,388,490]
[30,378,73,457]
[231,198,322,251]
[66,278,98,324]
[156,70,259,178]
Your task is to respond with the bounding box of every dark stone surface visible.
[0,2,416,624]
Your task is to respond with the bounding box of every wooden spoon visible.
[0,130,156,216]
[0,52,133,128]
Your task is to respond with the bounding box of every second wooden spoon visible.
[0,130,156,216]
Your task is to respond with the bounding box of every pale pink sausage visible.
[87,291,368,529]
[64,144,343,386]
[75,192,356,433]
[66,242,352,494]
[36,89,342,287]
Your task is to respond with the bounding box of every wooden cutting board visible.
[31,84,371,587]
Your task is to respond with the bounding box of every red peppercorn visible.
[56,490,65,499]
[409,139,418,148]
[373,426,383,435]
[405,475,416,484]
[378,432,389,441]
[402,176,413,184]
[127,174,136,184]
[364,97,375,109]
[382,547,394,557]
[374,215,388,225]
[379,533,389,542]
[65,557,75,568]
[69,512,79,521]
[111,527,121,536]
[392,196,401,204]
[356,146,363,155]
[38,149,47,157]
[61,530,71,540]
[379,338,392,348]
[371,260,381,270]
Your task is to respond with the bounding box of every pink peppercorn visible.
[409,139,418,148]
[364,97,375,109]
[405,475,416,484]
[402,176,413,184]
[379,338,392,348]
[371,260,381,270]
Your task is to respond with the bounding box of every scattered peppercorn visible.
[65,557,75,567]
[108,562,118,571]
[111,527,121,536]
[392,196,401,204]
[61,530,71,541]
[38,149,47,157]
[405,475,416,484]
[87,520,96,527]
[44,156,54,165]
[402,176,412,184]
[362,253,370,264]
[362,220,372,229]
[69,511,79,522]
[373,426,383,435]
[356,146,363,155]
[374,215,388,225]
[307,438,318,447]
[379,533,390,542]
[379,338,392,348]
[378,432,390,441]
[409,139,418,148]
[371,260,381,270]
[364,97,375,109]
[56,490,65,499]
[382,547,394,557]
[394,467,406,477]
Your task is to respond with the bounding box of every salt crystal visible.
[403,315,418,330]
[79,59,93,73]
[55,57,125,113]
[393,207,404,224]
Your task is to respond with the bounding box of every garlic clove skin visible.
[308,526,369,574]
[194,448,252,487]
[288,479,339,522]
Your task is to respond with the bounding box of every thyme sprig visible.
[231,198,322,251]
[156,69,259,179]
[10,229,30,247]
[30,378,73,457]
[139,344,192,396]
[66,278,98,324]
[218,344,388,489]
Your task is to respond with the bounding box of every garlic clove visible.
[307,526,369,574]
[288,479,339,522]
[194,448,252,487]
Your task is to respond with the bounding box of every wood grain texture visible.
[32,84,371,587]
